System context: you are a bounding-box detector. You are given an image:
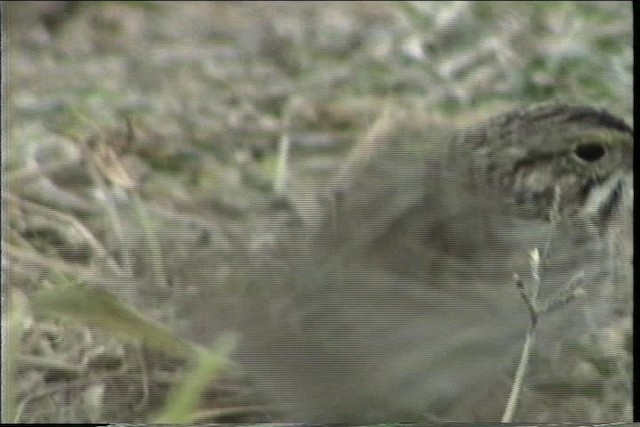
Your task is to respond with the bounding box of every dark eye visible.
[573,142,606,162]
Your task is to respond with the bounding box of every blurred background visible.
[2,1,632,423]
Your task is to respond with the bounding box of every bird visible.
[200,103,633,422]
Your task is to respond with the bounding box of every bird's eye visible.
[573,142,606,163]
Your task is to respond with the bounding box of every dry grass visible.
[2,1,632,423]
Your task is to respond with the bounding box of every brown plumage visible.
[200,103,633,422]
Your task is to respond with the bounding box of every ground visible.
[3,1,632,423]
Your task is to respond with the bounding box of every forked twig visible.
[502,186,585,422]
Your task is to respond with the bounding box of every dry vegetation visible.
[2,1,632,423]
